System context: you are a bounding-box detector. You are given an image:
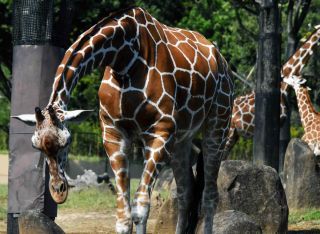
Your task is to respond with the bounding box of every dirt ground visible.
[1,154,320,233]
[0,155,8,184]
[1,209,320,233]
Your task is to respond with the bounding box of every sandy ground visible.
[1,154,320,233]
[0,155,8,184]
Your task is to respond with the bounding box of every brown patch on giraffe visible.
[155,21,166,42]
[172,31,187,41]
[113,45,135,72]
[146,69,163,103]
[111,28,125,49]
[282,67,292,76]
[168,44,191,70]
[129,59,149,89]
[156,42,175,72]
[188,96,204,112]
[175,70,191,88]
[147,23,161,42]
[164,30,179,45]
[205,74,215,99]
[177,42,196,64]
[180,30,197,41]
[135,9,147,24]
[139,27,156,67]
[177,108,192,129]
[122,91,145,118]
[99,89,121,119]
[191,73,205,96]
[136,102,161,131]
[158,94,174,115]
[176,86,189,108]
[162,75,175,97]
[302,42,311,50]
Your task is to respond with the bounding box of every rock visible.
[217,160,288,233]
[154,167,174,191]
[196,210,262,234]
[153,180,178,234]
[18,210,64,234]
[283,138,320,210]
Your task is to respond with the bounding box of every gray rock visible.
[217,160,288,233]
[196,210,262,234]
[283,138,320,210]
[18,210,64,234]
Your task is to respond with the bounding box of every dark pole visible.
[253,0,281,170]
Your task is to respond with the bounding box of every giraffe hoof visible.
[49,176,68,204]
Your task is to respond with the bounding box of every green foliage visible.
[228,136,253,161]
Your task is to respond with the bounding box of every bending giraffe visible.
[14,7,234,234]
[224,25,320,157]
[283,75,320,155]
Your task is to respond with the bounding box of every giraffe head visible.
[283,75,309,91]
[12,105,92,204]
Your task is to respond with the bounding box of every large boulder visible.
[196,210,262,234]
[18,210,64,234]
[217,160,288,233]
[283,138,320,210]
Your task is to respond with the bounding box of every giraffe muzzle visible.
[49,174,69,204]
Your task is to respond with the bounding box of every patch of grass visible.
[60,179,141,212]
[289,209,320,224]
[0,184,7,221]
[68,154,103,163]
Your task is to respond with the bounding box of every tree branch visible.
[292,0,311,34]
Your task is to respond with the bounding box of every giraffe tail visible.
[187,139,204,233]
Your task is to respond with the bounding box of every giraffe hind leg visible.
[171,138,195,234]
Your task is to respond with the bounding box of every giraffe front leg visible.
[132,131,174,233]
[102,128,132,234]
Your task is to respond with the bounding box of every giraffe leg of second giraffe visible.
[171,139,195,234]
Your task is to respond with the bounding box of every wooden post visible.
[253,0,281,170]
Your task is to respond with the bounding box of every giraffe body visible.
[14,7,233,234]
[284,76,320,156]
[224,26,320,157]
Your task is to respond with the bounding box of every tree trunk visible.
[253,0,281,170]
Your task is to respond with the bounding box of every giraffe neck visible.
[49,8,139,109]
[278,27,320,120]
[281,27,320,81]
[295,86,318,128]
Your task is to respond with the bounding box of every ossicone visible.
[35,107,44,122]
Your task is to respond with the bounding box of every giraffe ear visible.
[11,114,37,126]
[64,110,94,123]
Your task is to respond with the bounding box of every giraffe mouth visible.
[47,157,69,204]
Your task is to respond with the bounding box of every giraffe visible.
[282,75,320,156]
[13,7,234,234]
[224,25,320,158]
